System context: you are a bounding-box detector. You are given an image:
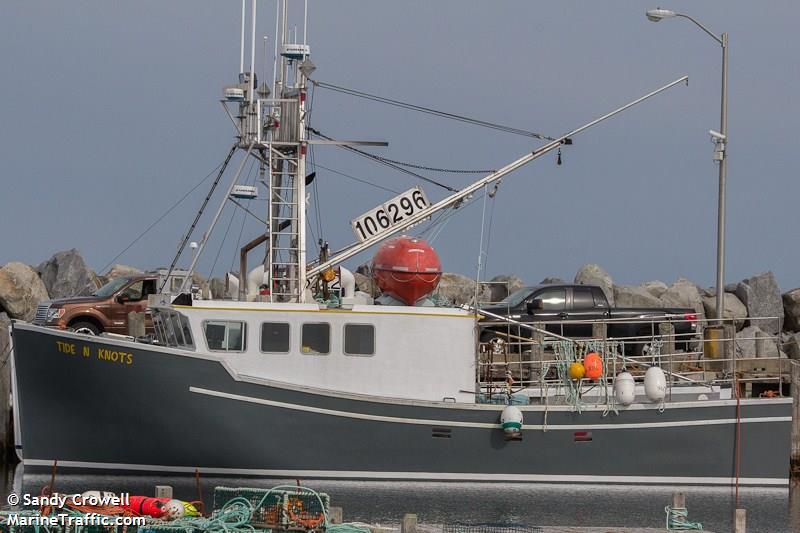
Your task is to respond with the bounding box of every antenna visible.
[268,35,269,84]
[303,0,308,46]
[272,0,280,95]
[239,0,246,74]
[250,0,257,103]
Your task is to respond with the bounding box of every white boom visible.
[307,75,689,279]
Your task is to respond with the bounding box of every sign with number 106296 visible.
[351,187,430,242]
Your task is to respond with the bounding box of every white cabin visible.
[151,300,478,403]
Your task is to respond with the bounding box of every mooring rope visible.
[665,505,704,530]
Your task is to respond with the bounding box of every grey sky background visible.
[1,1,797,291]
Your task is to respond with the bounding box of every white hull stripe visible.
[189,387,791,430]
[21,459,787,486]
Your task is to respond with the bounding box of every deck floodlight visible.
[646,8,677,22]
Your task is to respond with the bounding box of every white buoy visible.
[162,499,186,519]
[614,372,635,406]
[500,405,523,438]
[644,366,667,403]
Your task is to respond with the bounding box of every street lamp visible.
[646,8,728,322]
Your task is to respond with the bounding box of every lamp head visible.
[646,8,677,22]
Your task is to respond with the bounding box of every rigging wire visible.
[310,78,556,141]
[312,163,400,194]
[308,83,324,244]
[97,158,226,275]
[209,200,239,280]
[308,127,457,192]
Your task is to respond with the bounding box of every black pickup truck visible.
[480,284,699,353]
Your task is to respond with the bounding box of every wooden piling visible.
[791,362,800,527]
[659,323,676,376]
[401,513,417,533]
[734,508,746,533]
[328,507,343,525]
[670,492,686,526]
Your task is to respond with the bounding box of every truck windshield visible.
[500,287,534,308]
[93,277,133,298]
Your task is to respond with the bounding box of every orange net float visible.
[583,352,603,380]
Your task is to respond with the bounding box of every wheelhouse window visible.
[152,309,195,350]
[261,322,290,353]
[344,324,375,356]
[204,320,246,351]
[301,323,330,355]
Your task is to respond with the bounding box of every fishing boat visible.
[9,1,792,485]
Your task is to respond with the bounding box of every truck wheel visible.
[70,321,100,336]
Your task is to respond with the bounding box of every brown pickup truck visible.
[33,275,159,335]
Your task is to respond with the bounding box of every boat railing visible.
[475,313,790,402]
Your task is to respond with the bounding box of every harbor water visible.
[0,464,791,532]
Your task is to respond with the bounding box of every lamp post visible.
[646,8,728,322]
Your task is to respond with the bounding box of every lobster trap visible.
[212,487,330,531]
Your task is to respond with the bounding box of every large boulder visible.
[735,272,783,334]
[0,262,50,321]
[0,312,10,357]
[660,278,704,316]
[702,293,748,330]
[735,325,779,359]
[613,284,662,308]
[487,274,525,303]
[37,249,99,299]
[209,277,227,300]
[783,288,800,332]
[574,264,614,306]
[434,273,490,306]
[354,272,380,298]
[642,280,669,299]
[785,332,800,360]
[102,264,143,283]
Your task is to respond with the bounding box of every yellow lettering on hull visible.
[55,342,134,366]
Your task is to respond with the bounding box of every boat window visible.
[343,324,375,356]
[179,314,194,347]
[261,322,290,353]
[152,312,168,345]
[152,309,195,350]
[301,323,330,355]
[204,320,246,351]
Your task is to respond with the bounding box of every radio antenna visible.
[239,0,246,74]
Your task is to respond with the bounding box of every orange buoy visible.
[583,352,603,380]
[568,362,585,380]
[372,236,442,305]
[124,496,169,518]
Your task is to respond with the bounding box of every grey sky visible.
[1,1,797,292]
